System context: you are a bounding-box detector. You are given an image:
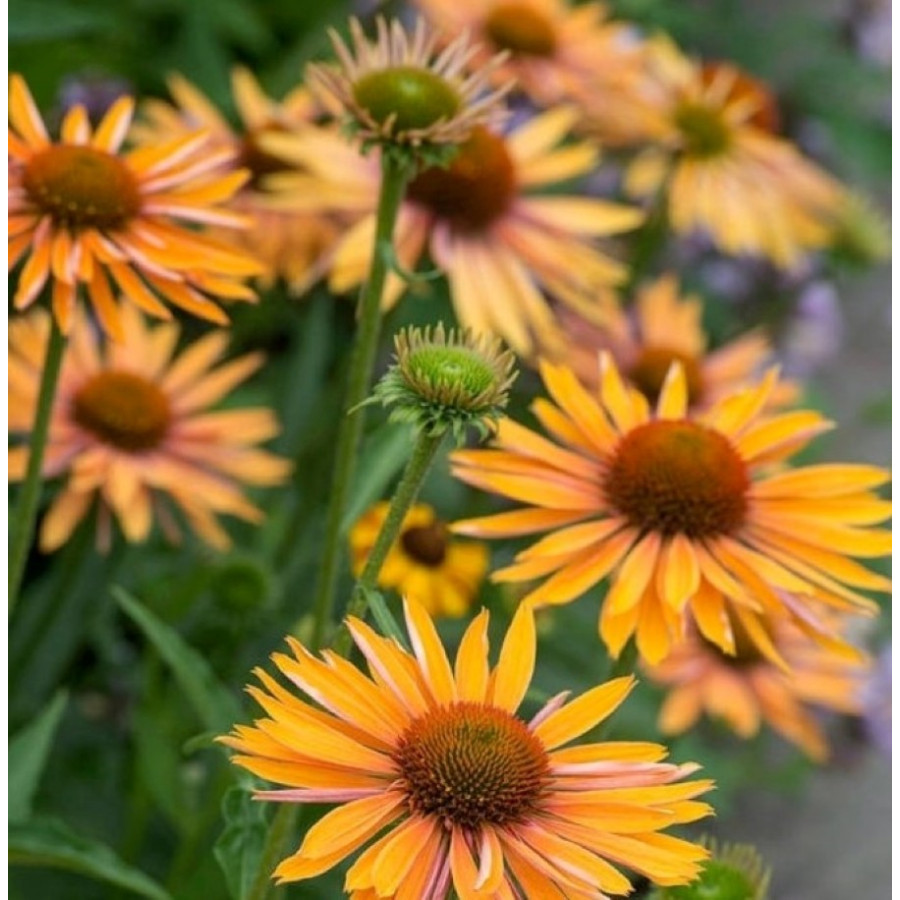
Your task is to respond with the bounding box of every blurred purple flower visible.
[861,644,891,756]
[778,280,844,377]
[57,72,133,127]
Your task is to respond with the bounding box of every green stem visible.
[333,429,444,656]
[9,317,66,615]
[246,805,302,900]
[308,154,412,651]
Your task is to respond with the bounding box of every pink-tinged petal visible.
[254,788,384,803]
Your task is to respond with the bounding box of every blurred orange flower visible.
[9,307,291,551]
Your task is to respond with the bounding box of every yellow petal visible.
[490,604,535,713]
[533,677,635,750]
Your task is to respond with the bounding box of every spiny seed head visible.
[603,420,749,538]
[306,16,512,161]
[371,323,518,442]
[651,836,771,900]
[393,701,550,829]
[352,67,462,134]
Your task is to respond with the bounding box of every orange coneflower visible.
[8,74,262,339]
[266,108,643,354]
[132,68,339,295]
[350,502,488,617]
[646,611,872,761]
[410,0,652,141]
[552,273,799,409]
[451,355,891,664]
[222,599,713,895]
[625,39,843,267]
[8,306,291,551]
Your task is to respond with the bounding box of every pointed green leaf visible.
[9,691,68,822]
[112,586,241,734]
[214,787,269,900]
[10,816,171,900]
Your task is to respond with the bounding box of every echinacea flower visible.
[451,355,891,664]
[266,108,643,354]
[350,502,488,617]
[625,41,843,268]
[8,306,291,551]
[308,16,511,151]
[552,273,798,409]
[411,0,651,142]
[8,75,262,339]
[132,68,339,295]
[645,611,872,761]
[222,599,713,895]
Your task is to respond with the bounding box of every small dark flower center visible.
[237,125,293,190]
[407,127,516,232]
[674,103,732,158]
[23,145,141,230]
[485,2,558,57]
[700,62,780,134]
[352,66,461,133]
[72,370,170,452]
[704,613,767,668]
[603,421,749,538]
[628,347,704,407]
[394,702,550,829]
[400,522,449,567]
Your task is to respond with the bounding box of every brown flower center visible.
[604,421,749,538]
[394,702,550,829]
[237,125,293,191]
[23,145,141,230]
[673,103,732,158]
[485,2,557,57]
[72,370,170,452]
[406,126,517,232]
[705,613,768,667]
[628,347,704,407]
[401,522,449,567]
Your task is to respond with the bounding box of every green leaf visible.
[9,816,172,900]
[113,586,242,734]
[340,423,413,533]
[214,787,269,900]
[363,587,410,650]
[9,691,68,822]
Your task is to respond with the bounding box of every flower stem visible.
[246,805,303,900]
[9,317,66,615]
[308,153,412,650]
[333,429,445,656]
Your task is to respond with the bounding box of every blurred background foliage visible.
[8,0,890,898]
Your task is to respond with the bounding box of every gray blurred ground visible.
[729,265,892,899]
